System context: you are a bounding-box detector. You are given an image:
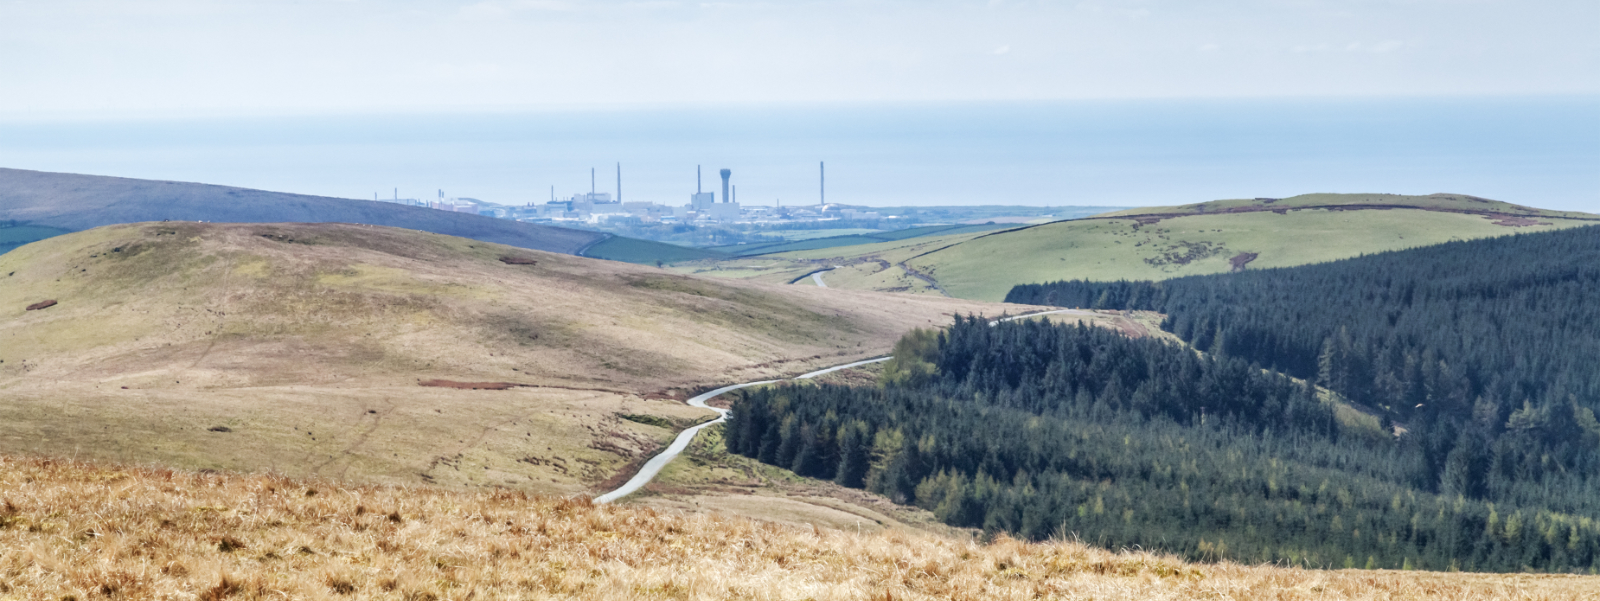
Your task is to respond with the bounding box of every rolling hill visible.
[0,222,1021,498]
[904,193,1600,300]
[0,167,604,255]
[673,194,1599,301]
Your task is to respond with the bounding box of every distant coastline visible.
[1,96,1595,212]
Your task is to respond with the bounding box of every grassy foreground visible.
[3,456,1595,600]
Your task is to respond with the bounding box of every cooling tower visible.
[720,169,731,203]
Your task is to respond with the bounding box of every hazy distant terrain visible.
[0,167,603,255]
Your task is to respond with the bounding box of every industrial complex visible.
[377,162,881,226]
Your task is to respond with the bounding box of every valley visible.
[3,195,1599,597]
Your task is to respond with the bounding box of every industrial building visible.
[392,162,861,226]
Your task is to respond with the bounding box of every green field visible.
[764,228,884,241]
[909,203,1598,300]
[580,235,730,264]
[670,227,1009,293]
[0,225,72,255]
[708,223,1014,257]
[674,193,1600,302]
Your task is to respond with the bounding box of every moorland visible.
[4,178,1600,598]
[0,221,1017,506]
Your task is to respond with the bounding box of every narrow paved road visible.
[991,308,1094,324]
[594,357,891,503]
[593,309,1092,503]
[810,271,829,287]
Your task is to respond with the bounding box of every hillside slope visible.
[0,167,603,255]
[904,193,1599,300]
[0,222,1020,496]
[7,455,1595,600]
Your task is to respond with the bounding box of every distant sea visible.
[2,97,1596,213]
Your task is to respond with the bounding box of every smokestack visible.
[616,162,621,203]
[720,169,731,203]
[591,168,595,196]
[697,165,702,193]
[733,184,737,204]
[820,161,825,206]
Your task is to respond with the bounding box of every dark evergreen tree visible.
[727,299,1600,572]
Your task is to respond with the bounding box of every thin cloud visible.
[1294,40,1406,54]
[458,0,575,19]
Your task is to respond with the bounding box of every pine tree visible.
[834,422,870,488]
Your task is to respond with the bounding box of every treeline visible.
[726,317,1600,572]
[1008,227,1600,510]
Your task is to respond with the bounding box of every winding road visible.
[594,357,891,503]
[593,309,1096,503]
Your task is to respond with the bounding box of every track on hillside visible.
[592,309,1096,503]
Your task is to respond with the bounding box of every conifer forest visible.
[729,227,1600,572]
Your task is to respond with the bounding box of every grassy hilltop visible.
[0,222,1015,498]
[907,193,1599,300]
[672,193,1599,301]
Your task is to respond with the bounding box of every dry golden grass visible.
[0,222,1032,496]
[3,456,1595,601]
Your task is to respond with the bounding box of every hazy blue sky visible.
[2,0,1596,117]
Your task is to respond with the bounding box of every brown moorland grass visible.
[3,456,1595,601]
[0,222,1032,500]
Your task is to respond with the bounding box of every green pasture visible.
[906,208,1599,301]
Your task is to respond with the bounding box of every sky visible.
[0,1,1595,211]
[2,0,1597,117]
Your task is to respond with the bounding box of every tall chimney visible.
[720,169,731,204]
[616,162,621,203]
[820,161,825,206]
[697,165,702,193]
[591,168,595,196]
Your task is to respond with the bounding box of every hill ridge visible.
[894,193,1600,299]
[0,221,1019,497]
[0,167,603,255]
